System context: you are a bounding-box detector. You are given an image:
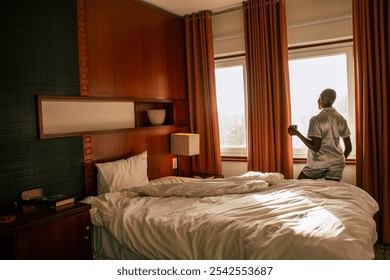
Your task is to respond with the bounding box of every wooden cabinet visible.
[0,202,92,260]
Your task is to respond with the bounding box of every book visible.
[35,194,75,209]
[0,214,16,224]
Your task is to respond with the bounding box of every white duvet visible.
[84,172,379,260]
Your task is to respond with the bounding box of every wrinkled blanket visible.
[84,172,379,260]
[130,172,283,197]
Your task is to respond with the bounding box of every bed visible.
[83,151,379,260]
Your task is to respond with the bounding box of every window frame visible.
[288,42,356,159]
[215,56,248,158]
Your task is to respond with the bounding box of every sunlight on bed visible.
[251,191,345,238]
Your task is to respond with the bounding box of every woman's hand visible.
[287,125,298,136]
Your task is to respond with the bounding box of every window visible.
[215,57,247,157]
[288,43,355,159]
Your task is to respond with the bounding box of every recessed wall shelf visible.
[37,95,174,139]
[134,101,174,127]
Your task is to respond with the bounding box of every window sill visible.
[222,156,356,165]
[293,158,356,165]
[221,156,247,162]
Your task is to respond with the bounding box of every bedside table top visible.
[0,202,91,238]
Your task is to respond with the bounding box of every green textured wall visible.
[0,0,84,207]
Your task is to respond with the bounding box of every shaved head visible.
[320,88,336,106]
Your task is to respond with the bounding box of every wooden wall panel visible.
[80,0,190,194]
[85,0,187,100]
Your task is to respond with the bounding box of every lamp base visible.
[176,155,181,176]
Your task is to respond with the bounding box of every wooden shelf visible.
[37,95,176,138]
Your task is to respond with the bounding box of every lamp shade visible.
[170,133,200,156]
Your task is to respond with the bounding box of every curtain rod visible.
[184,11,212,21]
[213,0,286,16]
[185,0,286,19]
[183,6,240,19]
[213,5,242,16]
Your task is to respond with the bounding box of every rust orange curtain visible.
[243,0,293,178]
[353,0,390,244]
[184,11,222,176]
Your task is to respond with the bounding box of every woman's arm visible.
[287,126,321,152]
[342,136,352,159]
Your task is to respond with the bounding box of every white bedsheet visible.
[84,172,379,260]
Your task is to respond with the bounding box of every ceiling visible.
[140,0,243,16]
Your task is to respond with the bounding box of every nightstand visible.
[0,202,92,260]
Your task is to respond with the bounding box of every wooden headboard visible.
[83,127,191,197]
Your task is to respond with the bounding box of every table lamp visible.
[170,133,200,176]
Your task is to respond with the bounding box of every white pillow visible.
[96,151,149,194]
